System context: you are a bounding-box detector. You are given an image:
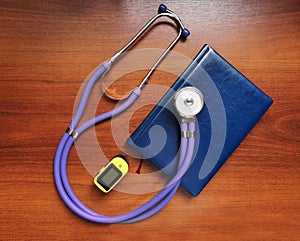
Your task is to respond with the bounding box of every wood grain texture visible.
[0,0,299,240]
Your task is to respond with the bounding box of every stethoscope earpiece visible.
[158,4,168,14]
[102,3,190,100]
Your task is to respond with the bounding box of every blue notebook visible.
[127,45,273,196]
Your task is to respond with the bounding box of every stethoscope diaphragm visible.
[174,87,204,118]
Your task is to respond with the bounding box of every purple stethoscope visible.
[54,4,204,223]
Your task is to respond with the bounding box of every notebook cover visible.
[127,45,273,196]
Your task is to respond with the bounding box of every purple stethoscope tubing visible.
[53,62,196,223]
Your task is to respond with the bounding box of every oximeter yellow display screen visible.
[96,164,122,191]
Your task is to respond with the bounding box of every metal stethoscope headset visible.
[54,4,204,223]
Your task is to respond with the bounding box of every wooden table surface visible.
[0,0,299,240]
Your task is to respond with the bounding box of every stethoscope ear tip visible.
[181,28,190,38]
[158,4,168,14]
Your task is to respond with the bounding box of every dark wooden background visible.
[0,0,299,240]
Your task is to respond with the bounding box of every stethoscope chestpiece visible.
[174,87,204,119]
